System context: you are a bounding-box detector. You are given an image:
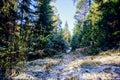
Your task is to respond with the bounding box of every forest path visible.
[13,50,120,80]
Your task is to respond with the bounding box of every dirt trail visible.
[13,51,120,80]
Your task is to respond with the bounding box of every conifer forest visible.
[0,0,120,79]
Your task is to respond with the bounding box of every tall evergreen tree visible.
[74,0,91,21]
[62,21,71,44]
[33,0,56,51]
[71,0,120,54]
[0,0,25,78]
[17,0,36,53]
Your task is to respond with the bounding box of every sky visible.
[53,0,76,35]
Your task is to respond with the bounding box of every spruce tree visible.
[33,0,56,50]
[0,0,22,78]
[62,21,71,44]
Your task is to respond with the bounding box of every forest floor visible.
[13,49,120,80]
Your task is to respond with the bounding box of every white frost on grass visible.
[13,51,120,80]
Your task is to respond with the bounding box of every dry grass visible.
[80,60,101,68]
[99,48,120,56]
[13,48,120,80]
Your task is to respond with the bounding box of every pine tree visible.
[72,0,120,53]
[0,0,23,78]
[74,0,91,21]
[33,0,56,51]
[62,21,71,44]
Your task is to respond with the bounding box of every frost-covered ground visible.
[13,50,120,80]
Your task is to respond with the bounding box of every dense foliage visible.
[71,0,120,54]
[0,0,69,78]
[1,0,120,78]
[0,0,26,78]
